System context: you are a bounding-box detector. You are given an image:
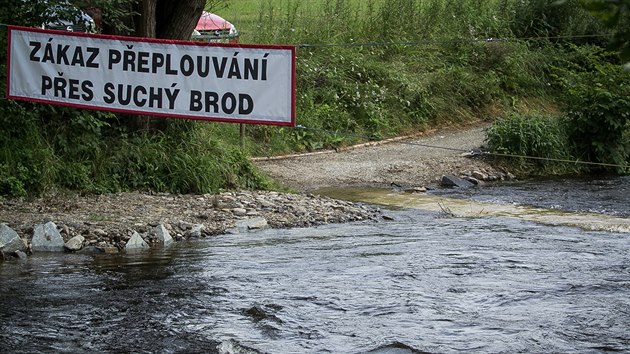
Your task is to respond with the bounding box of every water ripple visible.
[2,196,630,352]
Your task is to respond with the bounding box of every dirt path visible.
[254,124,505,191]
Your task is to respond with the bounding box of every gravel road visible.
[254,124,503,191]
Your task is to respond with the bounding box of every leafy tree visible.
[557,0,630,66]
[582,0,630,65]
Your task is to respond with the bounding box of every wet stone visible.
[235,217,269,233]
[14,250,27,260]
[78,246,102,254]
[32,221,65,252]
[98,246,119,254]
[441,175,475,189]
[155,224,173,245]
[0,224,26,255]
[125,232,149,252]
[65,235,85,252]
[463,176,482,185]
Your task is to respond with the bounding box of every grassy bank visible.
[214,0,628,175]
[211,0,609,155]
[0,0,625,198]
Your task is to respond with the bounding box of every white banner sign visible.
[7,26,295,126]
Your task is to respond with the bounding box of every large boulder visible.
[31,221,65,252]
[441,175,475,189]
[0,224,26,256]
[125,232,149,251]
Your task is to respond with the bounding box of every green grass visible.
[215,0,385,43]
[201,0,601,158]
[214,0,600,44]
[0,0,616,197]
[485,112,585,175]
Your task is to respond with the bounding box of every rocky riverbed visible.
[0,191,381,261]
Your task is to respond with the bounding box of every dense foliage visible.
[226,0,628,176]
[0,0,628,197]
[555,46,630,172]
[0,0,272,198]
[486,44,630,175]
[485,113,584,175]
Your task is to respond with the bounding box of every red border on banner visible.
[6,25,296,127]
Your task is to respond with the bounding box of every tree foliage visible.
[557,0,630,65]
[0,0,269,198]
[554,46,630,171]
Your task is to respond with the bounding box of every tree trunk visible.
[109,0,206,131]
[137,0,157,38]
[156,0,205,40]
[130,0,158,131]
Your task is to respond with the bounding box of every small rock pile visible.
[442,169,516,188]
[0,190,380,261]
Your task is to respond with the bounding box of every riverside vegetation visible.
[1,0,629,199]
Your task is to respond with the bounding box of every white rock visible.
[235,217,268,232]
[0,224,26,254]
[32,221,65,252]
[64,235,85,251]
[156,224,174,245]
[125,232,149,251]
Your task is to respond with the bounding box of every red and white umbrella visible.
[196,11,233,31]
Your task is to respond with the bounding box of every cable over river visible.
[1,176,630,353]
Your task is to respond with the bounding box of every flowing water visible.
[429,175,630,217]
[1,176,630,353]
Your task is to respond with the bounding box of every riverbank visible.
[1,124,504,261]
[0,190,380,259]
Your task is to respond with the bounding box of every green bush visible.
[2,0,626,197]
[497,0,603,40]
[485,113,584,175]
[101,128,272,194]
[553,46,630,172]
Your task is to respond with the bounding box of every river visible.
[1,176,629,353]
